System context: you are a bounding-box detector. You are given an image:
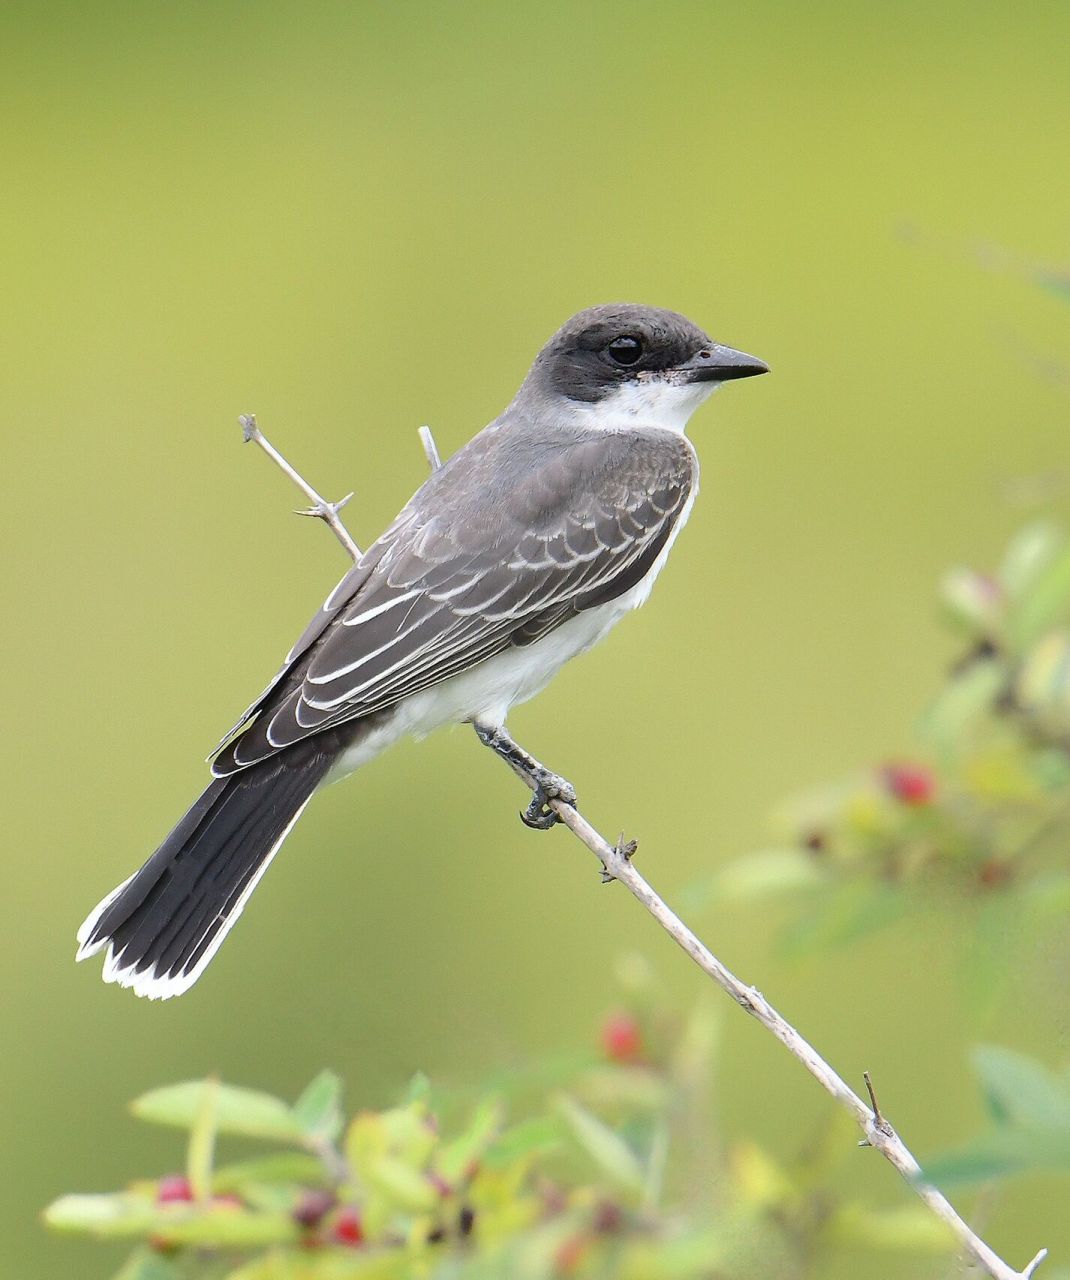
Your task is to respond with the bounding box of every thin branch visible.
[553,810,1047,1280]
[238,414,363,561]
[236,418,1048,1280]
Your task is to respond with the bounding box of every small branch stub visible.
[600,834,638,884]
[860,1069,893,1144]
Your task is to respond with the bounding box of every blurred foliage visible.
[683,520,1070,1009]
[925,1045,1070,1189]
[46,968,960,1279]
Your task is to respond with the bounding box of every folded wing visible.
[211,428,695,776]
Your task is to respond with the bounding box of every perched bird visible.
[77,304,767,998]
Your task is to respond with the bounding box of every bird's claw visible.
[520,774,578,830]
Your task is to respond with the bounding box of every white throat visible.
[572,375,718,434]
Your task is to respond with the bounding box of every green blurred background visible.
[3,2,1069,1276]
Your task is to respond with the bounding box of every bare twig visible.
[551,809,1047,1280]
[239,414,362,561]
[237,418,1048,1280]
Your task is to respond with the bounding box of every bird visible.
[76,303,768,999]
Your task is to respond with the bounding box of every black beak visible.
[681,343,769,383]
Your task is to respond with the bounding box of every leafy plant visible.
[47,523,1070,1278]
[45,971,957,1280]
[684,522,1070,993]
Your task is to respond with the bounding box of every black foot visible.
[520,772,578,830]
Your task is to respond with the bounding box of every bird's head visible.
[520,303,768,432]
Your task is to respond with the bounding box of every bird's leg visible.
[472,721,578,830]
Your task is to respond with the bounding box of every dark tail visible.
[76,738,339,999]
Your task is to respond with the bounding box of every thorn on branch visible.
[600,834,638,883]
[295,492,354,521]
[859,1070,894,1145]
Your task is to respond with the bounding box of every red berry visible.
[332,1206,364,1247]
[880,762,936,807]
[600,1012,643,1063]
[156,1175,193,1204]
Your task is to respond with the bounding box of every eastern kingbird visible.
[77,304,767,998]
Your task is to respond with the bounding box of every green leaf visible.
[132,1081,304,1143]
[159,1208,298,1248]
[829,1202,953,1252]
[1015,630,1070,729]
[575,1065,670,1112]
[365,1155,438,1211]
[971,1045,1070,1133]
[213,1153,327,1193]
[43,1191,300,1248]
[939,568,1003,634]
[777,880,910,959]
[378,1101,437,1168]
[405,1072,431,1104]
[437,1097,502,1185]
[920,1129,1044,1187]
[292,1071,344,1144]
[44,1194,160,1238]
[554,1094,644,1197]
[917,659,1004,755]
[483,1116,564,1169]
[924,1048,1070,1186]
[1006,544,1070,651]
[681,848,826,911]
[999,522,1063,598]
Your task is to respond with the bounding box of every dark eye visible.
[606,335,643,366]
